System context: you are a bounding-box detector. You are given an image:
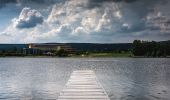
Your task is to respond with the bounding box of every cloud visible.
[0,0,16,8]
[87,0,138,8]
[0,0,16,3]
[89,0,137,3]
[0,0,62,5]
[0,0,17,4]
[1,0,170,43]
[0,0,64,10]
[13,7,44,28]
[74,27,88,35]
[146,11,170,33]
[96,9,113,32]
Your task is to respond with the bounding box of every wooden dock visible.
[58,70,110,100]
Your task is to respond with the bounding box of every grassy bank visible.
[72,52,132,58]
[0,52,132,58]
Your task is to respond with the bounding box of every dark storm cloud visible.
[121,22,146,33]
[88,0,170,34]
[89,0,137,3]
[0,0,17,4]
[119,0,169,34]
[88,0,138,8]
[18,0,62,4]
[0,0,139,9]
[16,16,43,28]
[0,0,17,8]
[0,0,54,4]
[0,0,63,8]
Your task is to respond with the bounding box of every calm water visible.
[0,58,170,100]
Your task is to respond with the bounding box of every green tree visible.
[56,49,68,57]
[133,40,143,56]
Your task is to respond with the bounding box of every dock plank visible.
[57,70,110,100]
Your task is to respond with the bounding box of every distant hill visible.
[0,43,132,52]
[0,44,28,51]
[67,43,132,52]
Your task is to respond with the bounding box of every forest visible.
[132,40,170,57]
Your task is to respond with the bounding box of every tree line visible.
[132,40,170,57]
[1,41,170,57]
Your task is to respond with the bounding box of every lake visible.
[0,58,170,100]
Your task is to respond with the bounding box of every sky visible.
[0,0,170,43]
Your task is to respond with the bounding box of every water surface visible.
[0,58,170,100]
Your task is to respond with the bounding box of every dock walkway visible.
[58,70,110,100]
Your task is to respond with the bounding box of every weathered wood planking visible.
[58,70,110,100]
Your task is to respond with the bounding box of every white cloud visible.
[115,11,122,19]
[0,0,127,43]
[96,9,112,32]
[13,7,44,28]
[74,27,88,35]
[81,8,99,32]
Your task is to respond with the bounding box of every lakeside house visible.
[23,43,75,55]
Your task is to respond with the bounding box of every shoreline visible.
[0,52,170,58]
[0,55,169,58]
